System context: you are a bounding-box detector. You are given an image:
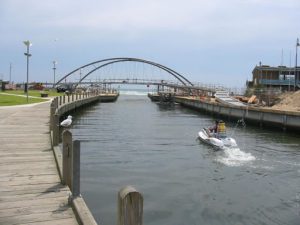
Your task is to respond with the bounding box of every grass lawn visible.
[4,90,63,97]
[0,94,48,106]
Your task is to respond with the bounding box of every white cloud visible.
[2,0,299,40]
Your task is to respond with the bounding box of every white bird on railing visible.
[60,115,72,128]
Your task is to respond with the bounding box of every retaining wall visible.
[175,97,300,131]
[50,94,101,225]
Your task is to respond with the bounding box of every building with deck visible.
[248,65,300,90]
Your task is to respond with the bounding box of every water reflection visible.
[70,94,300,225]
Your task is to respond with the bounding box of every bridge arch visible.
[55,57,193,87]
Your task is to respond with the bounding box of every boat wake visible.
[216,146,255,167]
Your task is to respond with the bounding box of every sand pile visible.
[271,90,300,111]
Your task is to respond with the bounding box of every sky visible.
[1,0,300,88]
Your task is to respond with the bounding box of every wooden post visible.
[59,96,62,106]
[50,101,56,131]
[63,95,66,104]
[53,114,60,146]
[72,140,80,197]
[68,94,70,103]
[72,94,74,102]
[55,97,59,108]
[118,186,143,225]
[62,130,72,188]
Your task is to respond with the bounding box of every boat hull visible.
[198,129,237,148]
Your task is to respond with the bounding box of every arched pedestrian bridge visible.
[55,57,223,94]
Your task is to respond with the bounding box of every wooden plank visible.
[0,177,61,187]
[0,144,51,149]
[0,164,57,173]
[0,196,68,210]
[0,165,57,173]
[0,202,70,218]
[0,170,57,178]
[0,156,53,163]
[0,208,74,225]
[0,172,58,181]
[0,150,53,154]
[0,183,66,193]
[0,102,79,225]
[19,217,78,225]
[0,157,54,164]
[0,152,52,157]
[0,189,70,202]
[0,186,69,196]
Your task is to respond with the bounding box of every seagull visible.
[60,115,72,128]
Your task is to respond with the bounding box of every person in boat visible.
[209,120,219,136]
[208,120,227,138]
[217,120,227,138]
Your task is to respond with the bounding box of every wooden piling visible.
[52,114,60,146]
[62,130,72,188]
[118,186,143,225]
[72,140,80,197]
[50,101,55,131]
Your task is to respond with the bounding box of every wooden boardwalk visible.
[0,102,78,225]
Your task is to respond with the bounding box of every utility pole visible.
[295,38,300,91]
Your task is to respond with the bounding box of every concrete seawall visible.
[56,95,101,117]
[175,96,300,131]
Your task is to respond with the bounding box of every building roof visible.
[252,65,300,73]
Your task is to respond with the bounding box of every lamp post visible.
[23,40,32,103]
[295,38,300,91]
[53,61,57,88]
[9,63,12,83]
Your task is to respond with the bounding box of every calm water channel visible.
[70,93,300,225]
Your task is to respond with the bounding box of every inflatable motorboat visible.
[198,128,237,149]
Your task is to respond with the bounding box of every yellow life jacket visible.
[217,122,226,135]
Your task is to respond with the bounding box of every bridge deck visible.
[0,102,78,225]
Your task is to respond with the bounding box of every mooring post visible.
[72,140,80,197]
[118,186,143,225]
[63,95,66,104]
[62,130,73,189]
[72,93,74,102]
[53,114,60,146]
[59,96,62,106]
[50,101,56,131]
[68,94,70,103]
[54,97,58,107]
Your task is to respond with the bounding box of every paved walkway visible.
[0,102,78,225]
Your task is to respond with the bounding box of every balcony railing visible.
[259,79,298,86]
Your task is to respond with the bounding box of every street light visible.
[53,61,57,88]
[23,40,32,103]
[295,38,300,91]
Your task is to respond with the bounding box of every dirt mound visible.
[271,91,300,111]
